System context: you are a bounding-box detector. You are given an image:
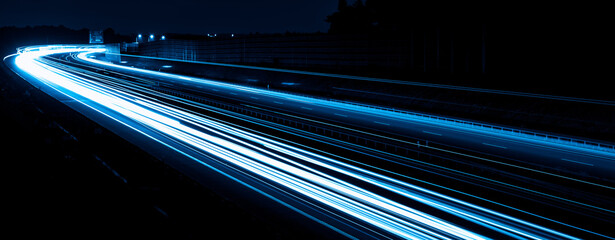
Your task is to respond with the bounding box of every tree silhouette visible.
[338,0,348,11]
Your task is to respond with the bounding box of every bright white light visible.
[12,45,583,240]
[149,34,154,39]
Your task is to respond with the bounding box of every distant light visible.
[149,34,154,39]
[138,34,142,38]
[161,35,166,40]
[231,34,234,37]
[120,61,128,64]
[161,65,172,68]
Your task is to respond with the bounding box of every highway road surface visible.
[5,45,614,239]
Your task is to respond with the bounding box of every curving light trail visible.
[10,45,586,239]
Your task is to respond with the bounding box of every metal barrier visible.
[80,46,615,154]
[148,85,424,158]
[245,84,615,153]
[330,98,615,153]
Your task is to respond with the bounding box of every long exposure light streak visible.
[11,45,586,239]
[106,52,615,106]
[77,51,615,158]
[75,50,615,197]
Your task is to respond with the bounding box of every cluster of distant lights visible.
[137,33,165,42]
[206,33,235,37]
[136,33,236,42]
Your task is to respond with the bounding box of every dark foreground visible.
[0,62,317,239]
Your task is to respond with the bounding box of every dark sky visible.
[0,0,338,34]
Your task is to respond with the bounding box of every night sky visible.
[0,0,337,34]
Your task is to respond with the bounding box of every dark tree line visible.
[324,0,488,84]
[325,0,486,35]
[323,0,612,99]
[325,0,371,34]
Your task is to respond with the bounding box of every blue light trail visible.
[8,45,610,239]
[104,52,615,106]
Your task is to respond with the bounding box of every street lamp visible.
[136,34,142,43]
[161,35,166,40]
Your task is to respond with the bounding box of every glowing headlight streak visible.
[13,46,584,239]
[135,96,582,240]
[73,48,610,239]
[16,47,479,239]
[75,48,615,213]
[133,99,485,239]
[75,51,615,161]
